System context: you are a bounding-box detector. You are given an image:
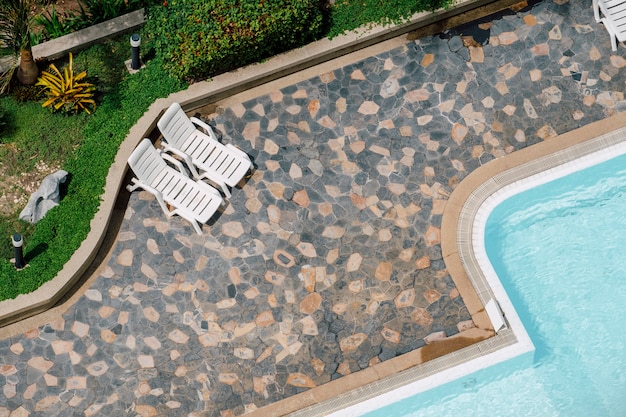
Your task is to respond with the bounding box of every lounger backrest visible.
[157,102,197,148]
[128,139,169,186]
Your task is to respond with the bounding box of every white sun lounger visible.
[157,102,253,198]
[127,138,224,234]
[594,0,626,51]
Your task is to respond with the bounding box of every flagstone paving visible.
[2,0,626,415]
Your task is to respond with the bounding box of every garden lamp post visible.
[130,33,141,70]
[12,233,25,269]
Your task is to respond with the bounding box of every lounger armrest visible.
[190,117,220,142]
[225,143,253,163]
[160,144,201,179]
[127,178,171,216]
[195,179,226,203]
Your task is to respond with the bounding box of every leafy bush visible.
[327,0,454,38]
[78,0,146,25]
[33,6,84,41]
[144,0,324,81]
[37,52,96,114]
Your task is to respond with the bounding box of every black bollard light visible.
[130,33,141,70]
[12,233,25,270]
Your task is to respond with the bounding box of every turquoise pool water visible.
[364,152,626,416]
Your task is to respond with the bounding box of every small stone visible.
[137,355,154,368]
[346,253,363,272]
[531,43,549,56]
[411,307,433,326]
[234,348,254,360]
[168,329,189,344]
[143,306,160,323]
[424,226,441,246]
[287,373,316,388]
[297,242,317,257]
[381,327,401,343]
[299,293,322,314]
[424,289,441,304]
[255,310,275,327]
[421,53,435,67]
[394,289,415,308]
[415,256,431,269]
[405,88,429,102]
[339,333,368,352]
[375,262,392,281]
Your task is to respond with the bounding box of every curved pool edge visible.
[442,111,626,318]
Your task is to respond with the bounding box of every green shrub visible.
[328,0,454,39]
[33,6,84,41]
[143,0,323,81]
[78,0,146,25]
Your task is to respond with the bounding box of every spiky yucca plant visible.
[36,53,96,114]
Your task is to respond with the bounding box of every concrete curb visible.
[0,0,503,327]
[0,9,145,74]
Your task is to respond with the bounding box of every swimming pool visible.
[356,143,626,416]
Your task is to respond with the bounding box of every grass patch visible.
[0,37,185,301]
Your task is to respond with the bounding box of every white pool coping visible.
[312,125,626,417]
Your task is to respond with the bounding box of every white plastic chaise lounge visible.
[594,0,626,51]
[157,102,253,198]
[127,138,225,235]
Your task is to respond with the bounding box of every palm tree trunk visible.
[17,47,38,85]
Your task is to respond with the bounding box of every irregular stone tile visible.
[299,316,318,336]
[415,255,431,270]
[67,376,87,390]
[424,331,447,344]
[394,289,415,308]
[498,31,518,45]
[116,249,133,267]
[411,307,433,326]
[523,98,538,118]
[339,333,367,352]
[469,46,484,62]
[222,221,245,238]
[405,88,429,102]
[299,293,322,314]
[424,225,441,246]
[234,348,255,360]
[264,139,279,155]
[255,311,275,327]
[381,327,401,343]
[421,53,435,67]
[537,124,558,139]
[531,43,549,55]
[287,373,316,388]
[346,253,363,272]
[322,225,345,239]
[293,189,310,207]
[548,25,561,40]
[348,279,363,293]
[273,250,295,268]
[424,289,441,304]
[143,306,160,323]
[358,101,379,115]
[27,356,53,373]
[297,242,317,257]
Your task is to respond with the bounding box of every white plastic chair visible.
[594,0,626,51]
[127,138,225,235]
[157,102,253,198]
